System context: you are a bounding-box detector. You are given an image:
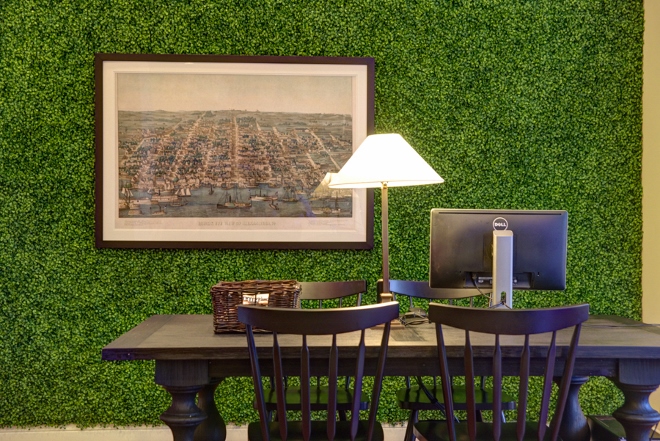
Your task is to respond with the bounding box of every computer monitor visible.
[429,209,568,307]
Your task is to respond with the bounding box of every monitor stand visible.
[492,230,514,308]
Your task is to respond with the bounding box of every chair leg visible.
[404,410,419,441]
[338,410,347,421]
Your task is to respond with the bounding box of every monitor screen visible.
[429,209,568,293]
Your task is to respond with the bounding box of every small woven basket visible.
[211,280,300,333]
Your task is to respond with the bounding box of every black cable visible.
[469,272,493,303]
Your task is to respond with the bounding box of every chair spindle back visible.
[239,302,400,441]
[428,303,589,441]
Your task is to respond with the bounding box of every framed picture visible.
[95,53,374,249]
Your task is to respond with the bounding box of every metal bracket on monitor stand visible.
[492,230,514,308]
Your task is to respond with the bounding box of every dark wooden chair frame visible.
[414,302,589,441]
[264,280,368,420]
[299,280,366,308]
[238,301,400,441]
[378,279,515,441]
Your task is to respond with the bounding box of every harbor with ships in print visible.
[117,109,354,219]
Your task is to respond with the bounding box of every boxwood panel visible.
[0,0,641,427]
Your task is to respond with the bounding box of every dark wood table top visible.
[102,314,660,363]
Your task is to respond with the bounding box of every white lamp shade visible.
[312,173,353,197]
[328,134,444,188]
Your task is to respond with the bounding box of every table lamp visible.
[329,134,444,299]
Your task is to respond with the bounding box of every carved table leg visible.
[156,360,209,441]
[160,384,207,441]
[613,359,660,441]
[555,376,590,441]
[195,378,226,441]
[612,381,660,441]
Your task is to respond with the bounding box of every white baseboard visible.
[0,426,174,441]
[0,425,407,440]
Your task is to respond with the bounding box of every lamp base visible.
[379,292,394,303]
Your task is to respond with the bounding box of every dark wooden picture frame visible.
[95,53,374,249]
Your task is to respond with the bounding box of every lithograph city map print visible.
[116,73,354,219]
[96,55,373,249]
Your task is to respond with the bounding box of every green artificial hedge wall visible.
[0,0,643,429]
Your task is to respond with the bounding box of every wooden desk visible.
[102,314,660,441]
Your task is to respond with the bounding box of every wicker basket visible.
[211,280,300,333]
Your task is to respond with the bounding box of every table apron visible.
[207,357,619,379]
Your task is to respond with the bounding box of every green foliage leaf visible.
[0,0,641,428]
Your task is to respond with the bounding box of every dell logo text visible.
[493,217,509,230]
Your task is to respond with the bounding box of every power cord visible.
[469,273,512,309]
[469,272,492,302]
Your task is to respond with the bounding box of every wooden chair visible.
[379,280,516,441]
[298,280,366,308]
[262,281,368,420]
[238,301,400,441]
[413,302,589,441]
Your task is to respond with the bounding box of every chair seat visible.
[413,420,561,441]
[264,385,369,411]
[396,385,516,411]
[248,420,385,441]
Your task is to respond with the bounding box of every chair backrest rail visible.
[298,280,366,307]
